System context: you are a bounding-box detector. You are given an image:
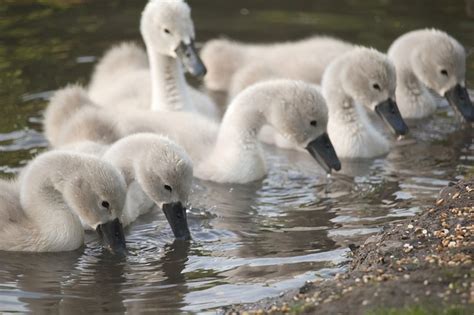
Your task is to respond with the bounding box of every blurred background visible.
[0,0,473,313]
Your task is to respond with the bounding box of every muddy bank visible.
[226,179,473,314]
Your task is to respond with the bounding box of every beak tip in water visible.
[398,124,409,136]
[96,218,127,256]
[162,202,192,241]
[306,133,341,173]
[375,99,409,136]
[445,84,474,122]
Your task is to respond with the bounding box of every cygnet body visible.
[200,36,353,97]
[0,151,127,253]
[46,81,340,184]
[44,84,122,148]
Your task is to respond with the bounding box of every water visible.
[0,0,473,313]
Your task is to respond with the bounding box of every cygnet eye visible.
[372,83,381,91]
[440,69,448,76]
[164,185,173,192]
[310,120,317,127]
[101,201,110,209]
[163,28,171,35]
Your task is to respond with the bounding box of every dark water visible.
[0,0,473,313]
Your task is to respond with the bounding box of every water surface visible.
[0,0,473,313]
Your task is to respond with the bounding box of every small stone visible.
[407,224,414,229]
[424,280,429,285]
[436,199,444,206]
[362,300,369,306]
[452,192,460,199]
[403,243,414,253]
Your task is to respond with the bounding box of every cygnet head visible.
[139,135,193,240]
[410,30,473,121]
[141,0,206,77]
[60,155,127,254]
[107,133,194,240]
[328,47,409,136]
[256,80,341,172]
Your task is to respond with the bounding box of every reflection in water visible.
[0,0,473,313]
[0,251,82,314]
[467,0,474,18]
[59,250,127,314]
[124,240,191,314]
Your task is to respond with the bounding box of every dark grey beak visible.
[175,40,207,78]
[162,201,191,241]
[306,132,341,173]
[375,98,409,136]
[96,218,127,255]
[445,84,474,122]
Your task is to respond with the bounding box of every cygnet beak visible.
[306,132,341,173]
[175,40,207,78]
[96,218,127,256]
[162,201,192,241]
[444,84,474,122]
[375,98,409,136]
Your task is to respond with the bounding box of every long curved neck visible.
[395,66,437,119]
[215,91,268,154]
[20,154,85,251]
[324,73,390,158]
[324,82,365,129]
[147,45,193,112]
[200,89,269,183]
[324,77,385,143]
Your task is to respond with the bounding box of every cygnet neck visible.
[147,46,193,112]
[215,85,277,152]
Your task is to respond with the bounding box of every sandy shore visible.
[226,179,473,315]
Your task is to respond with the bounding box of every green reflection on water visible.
[0,0,473,176]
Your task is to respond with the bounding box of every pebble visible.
[403,243,414,253]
